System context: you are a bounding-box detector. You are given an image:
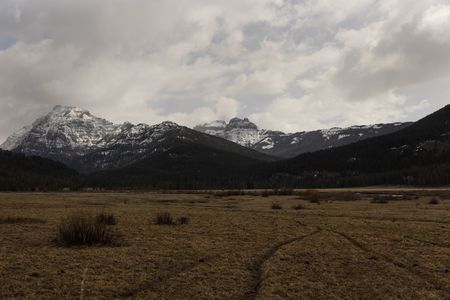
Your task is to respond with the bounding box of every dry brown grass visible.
[0,190,449,299]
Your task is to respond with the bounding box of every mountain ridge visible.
[2,106,275,173]
[260,104,450,187]
[194,118,412,158]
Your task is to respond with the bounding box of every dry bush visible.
[177,216,190,225]
[304,190,321,204]
[0,216,45,224]
[55,214,122,247]
[292,204,306,210]
[95,213,118,225]
[271,202,283,210]
[429,196,441,205]
[155,212,174,225]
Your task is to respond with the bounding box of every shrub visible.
[304,190,321,204]
[292,204,306,210]
[177,216,190,225]
[96,213,118,225]
[429,196,441,205]
[55,214,121,247]
[155,212,174,225]
[271,202,282,210]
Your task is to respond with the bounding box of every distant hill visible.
[261,105,450,187]
[194,118,411,158]
[0,149,78,191]
[89,139,267,189]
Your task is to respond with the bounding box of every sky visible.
[0,0,450,142]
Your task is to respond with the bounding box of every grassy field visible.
[0,190,449,299]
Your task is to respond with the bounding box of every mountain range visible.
[1,105,411,172]
[1,106,273,173]
[1,104,449,190]
[261,104,450,187]
[194,118,412,158]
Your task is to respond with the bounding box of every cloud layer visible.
[0,0,449,141]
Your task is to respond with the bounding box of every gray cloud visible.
[0,0,449,141]
[334,6,450,102]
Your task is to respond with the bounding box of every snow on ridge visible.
[321,127,342,140]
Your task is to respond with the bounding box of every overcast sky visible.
[1,0,450,142]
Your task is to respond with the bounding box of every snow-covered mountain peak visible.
[52,105,85,113]
[22,106,119,151]
[0,106,191,172]
[194,117,264,147]
[157,121,180,128]
[44,105,113,126]
[226,117,258,130]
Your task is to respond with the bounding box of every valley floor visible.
[0,191,449,299]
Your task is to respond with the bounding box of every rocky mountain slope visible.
[1,106,274,173]
[194,118,412,158]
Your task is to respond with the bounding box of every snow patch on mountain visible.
[338,134,351,140]
[321,128,342,140]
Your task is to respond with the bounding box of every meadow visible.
[0,189,449,299]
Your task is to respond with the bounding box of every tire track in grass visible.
[404,236,450,249]
[117,219,269,298]
[243,229,322,300]
[315,214,450,225]
[328,229,450,296]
